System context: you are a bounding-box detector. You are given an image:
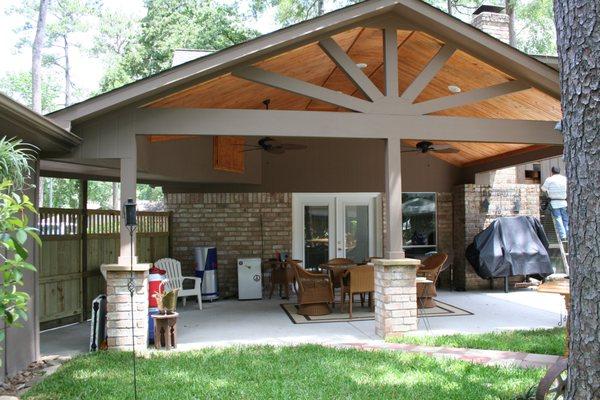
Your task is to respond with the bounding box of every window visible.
[402,192,436,258]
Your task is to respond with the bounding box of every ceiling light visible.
[448,85,462,93]
[356,63,368,69]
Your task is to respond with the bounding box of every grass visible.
[387,328,566,356]
[23,345,544,400]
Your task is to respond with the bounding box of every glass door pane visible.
[304,205,330,269]
[343,205,370,264]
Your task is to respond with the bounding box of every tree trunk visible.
[554,1,600,399]
[446,0,453,16]
[63,35,71,107]
[505,0,516,47]
[32,0,50,113]
[316,0,324,16]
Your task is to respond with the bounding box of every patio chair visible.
[324,258,355,307]
[155,258,202,310]
[416,253,448,308]
[289,260,333,316]
[340,265,374,318]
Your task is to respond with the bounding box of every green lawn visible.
[387,328,566,356]
[24,345,543,400]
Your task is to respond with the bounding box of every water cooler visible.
[195,246,219,301]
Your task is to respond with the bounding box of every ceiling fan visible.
[402,140,460,154]
[241,137,308,154]
[240,98,309,154]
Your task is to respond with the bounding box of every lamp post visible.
[124,198,138,400]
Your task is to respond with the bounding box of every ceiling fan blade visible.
[266,146,286,154]
[241,148,262,152]
[279,143,307,150]
[401,149,420,153]
[432,148,460,154]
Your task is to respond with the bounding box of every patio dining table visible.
[263,259,302,299]
[320,262,363,307]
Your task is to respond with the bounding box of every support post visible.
[374,258,420,338]
[80,179,88,320]
[385,136,404,259]
[118,156,137,265]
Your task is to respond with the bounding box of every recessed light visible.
[356,63,368,69]
[448,85,462,93]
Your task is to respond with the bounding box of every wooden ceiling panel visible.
[149,74,313,110]
[258,28,361,85]
[431,88,562,121]
[147,25,561,166]
[415,49,512,104]
[402,139,532,166]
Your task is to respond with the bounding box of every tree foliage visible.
[0,138,40,359]
[0,137,37,190]
[40,177,164,210]
[43,0,101,106]
[0,71,61,113]
[99,0,260,92]
[0,181,40,329]
[517,0,556,55]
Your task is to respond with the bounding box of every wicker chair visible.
[323,258,355,305]
[290,260,333,316]
[416,253,448,308]
[340,265,374,318]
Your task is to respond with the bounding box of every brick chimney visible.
[471,5,510,44]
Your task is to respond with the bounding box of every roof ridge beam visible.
[318,37,384,102]
[232,65,373,113]
[400,44,456,103]
[411,80,529,115]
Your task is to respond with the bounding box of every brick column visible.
[374,258,420,338]
[101,263,151,350]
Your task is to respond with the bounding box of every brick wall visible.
[452,184,540,290]
[166,191,453,297]
[436,193,453,288]
[471,11,510,44]
[165,193,292,298]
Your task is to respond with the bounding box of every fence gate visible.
[39,208,171,330]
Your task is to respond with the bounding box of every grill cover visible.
[466,216,553,279]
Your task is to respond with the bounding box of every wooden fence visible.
[38,208,171,329]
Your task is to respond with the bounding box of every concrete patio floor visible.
[40,288,567,357]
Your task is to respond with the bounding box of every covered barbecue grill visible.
[466,216,554,282]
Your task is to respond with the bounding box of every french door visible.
[292,193,381,268]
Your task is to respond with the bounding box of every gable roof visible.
[47,0,559,126]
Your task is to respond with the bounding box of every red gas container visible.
[148,265,166,308]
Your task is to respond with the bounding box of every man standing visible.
[541,166,569,241]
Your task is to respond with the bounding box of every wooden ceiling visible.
[147,27,562,167]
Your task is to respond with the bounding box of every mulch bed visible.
[0,356,69,398]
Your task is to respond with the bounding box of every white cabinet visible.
[237,258,262,300]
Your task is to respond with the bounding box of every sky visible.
[0,0,278,107]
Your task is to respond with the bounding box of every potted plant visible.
[152,281,178,314]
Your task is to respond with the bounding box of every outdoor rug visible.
[281,301,472,324]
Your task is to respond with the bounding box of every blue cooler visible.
[194,246,219,301]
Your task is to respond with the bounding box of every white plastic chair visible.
[155,258,202,310]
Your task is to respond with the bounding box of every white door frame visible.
[292,193,382,265]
